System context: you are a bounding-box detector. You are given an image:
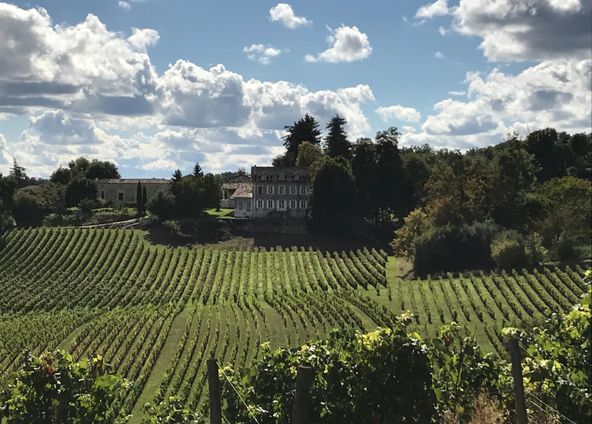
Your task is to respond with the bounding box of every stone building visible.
[96,178,169,206]
[251,166,310,219]
[221,175,252,208]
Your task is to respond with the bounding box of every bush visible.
[65,178,97,207]
[491,230,528,269]
[0,208,15,240]
[163,220,183,238]
[147,191,176,220]
[413,222,497,275]
[0,350,128,423]
[553,232,578,262]
[12,192,46,226]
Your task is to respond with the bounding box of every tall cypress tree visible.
[324,115,351,160]
[282,114,322,166]
[142,186,147,212]
[136,182,143,214]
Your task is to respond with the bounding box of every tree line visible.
[272,114,591,274]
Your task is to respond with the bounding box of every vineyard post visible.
[293,365,314,424]
[207,358,222,424]
[508,338,528,424]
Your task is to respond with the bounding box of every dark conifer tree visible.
[193,162,203,178]
[324,115,351,160]
[282,114,321,166]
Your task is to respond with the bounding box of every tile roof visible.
[97,178,170,184]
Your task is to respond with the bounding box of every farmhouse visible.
[250,166,310,219]
[220,174,252,208]
[96,178,169,206]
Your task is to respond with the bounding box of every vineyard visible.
[0,227,588,421]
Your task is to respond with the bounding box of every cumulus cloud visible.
[434,51,446,60]
[416,0,450,19]
[243,44,283,65]
[0,3,159,116]
[402,59,591,149]
[452,0,592,61]
[269,3,311,29]
[376,105,421,123]
[305,25,372,63]
[118,1,131,11]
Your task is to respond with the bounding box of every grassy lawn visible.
[205,208,234,218]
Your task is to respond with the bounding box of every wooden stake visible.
[508,338,528,424]
[293,366,314,424]
[207,358,222,424]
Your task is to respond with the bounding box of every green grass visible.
[0,227,587,420]
[204,208,234,218]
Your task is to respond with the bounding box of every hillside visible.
[0,227,587,421]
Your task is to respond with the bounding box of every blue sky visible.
[0,0,590,177]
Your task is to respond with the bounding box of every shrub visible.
[413,222,497,275]
[553,232,578,262]
[147,191,176,220]
[12,192,46,226]
[491,230,528,269]
[163,220,183,238]
[0,350,128,423]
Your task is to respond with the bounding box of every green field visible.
[0,227,587,421]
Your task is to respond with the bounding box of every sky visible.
[0,0,590,177]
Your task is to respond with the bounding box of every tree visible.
[310,157,358,234]
[85,160,120,180]
[324,115,351,160]
[374,128,404,221]
[193,162,203,178]
[296,141,323,167]
[136,182,144,214]
[147,191,176,220]
[0,174,16,209]
[50,167,72,185]
[142,186,147,212]
[525,128,561,182]
[9,158,28,188]
[390,208,431,258]
[65,178,97,207]
[170,170,183,198]
[0,208,15,241]
[0,350,128,424]
[12,192,46,226]
[67,157,91,179]
[282,114,322,166]
[351,138,378,221]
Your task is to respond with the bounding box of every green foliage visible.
[147,191,177,220]
[296,141,323,167]
[512,281,592,423]
[390,207,430,258]
[414,222,497,275]
[324,115,351,160]
[429,323,510,421]
[310,157,358,234]
[65,178,98,208]
[162,220,183,238]
[11,191,46,226]
[142,396,201,423]
[0,350,128,424]
[282,114,322,166]
[220,324,436,423]
[491,230,528,269]
[0,207,15,240]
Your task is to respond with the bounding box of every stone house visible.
[96,178,169,206]
[221,175,252,208]
[251,166,310,219]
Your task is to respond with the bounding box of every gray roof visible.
[97,178,170,184]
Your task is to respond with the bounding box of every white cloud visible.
[402,58,591,150]
[416,0,450,19]
[434,51,446,59]
[118,1,131,11]
[376,105,421,123]
[453,0,592,62]
[243,43,283,65]
[269,3,311,29]
[448,90,466,96]
[305,25,372,63]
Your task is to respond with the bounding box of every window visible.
[257,186,263,195]
[267,185,274,195]
[300,200,307,209]
[257,200,263,209]
[265,175,272,181]
[289,185,296,195]
[279,185,285,195]
[118,192,124,201]
[100,190,105,199]
[279,200,285,209]
[267,200,273,209]
[238,202,243,210]
[300,185,307,195]
[246,202,251,210]
[290,200,297,209]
